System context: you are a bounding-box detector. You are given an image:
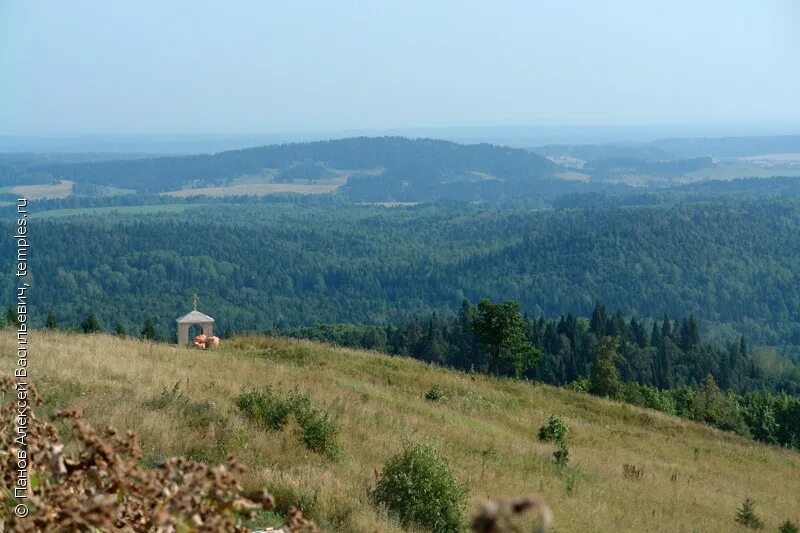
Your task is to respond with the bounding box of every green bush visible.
[236,387,292,430]
[266,480,320,518]
[372,442,467,533]
[81,312,102,333]
[692,377,750,437]
[425,386,445,402]
[622,383,677,415]
[565,377,590,393]
[538,415,570,466]
[538,415,569,442]
[735,498,763,529]
[553,440,569,467]
[236,387,340,458]
[638,384,676,414]
[779,520,799,533]
[242,510,285,532]
[296,405,342,459]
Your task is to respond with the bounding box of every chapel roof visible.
[176,310,215,323]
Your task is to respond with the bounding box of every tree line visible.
[286,298,800,450]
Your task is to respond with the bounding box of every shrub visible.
[81,312,102,334]
[266,480,320,518]
[235,387,294,431]
[621,383,678,415]
[372,442,467,533]
[236,387,341,457]
[425,386,445,402]
[669,385,696,417]
[638,384,677,414]
[538,415,570,466]
[538,415,569,443]
[735,498,763,529]
[553,440,569,467]
[779,520,800,533]
[565,377,590,393]
[564,469,579,495]
[295,405,342,459]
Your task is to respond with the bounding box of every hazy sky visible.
[2,0,799,135]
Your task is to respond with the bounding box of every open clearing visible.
[161,176,347,198]
[12,179,74,199]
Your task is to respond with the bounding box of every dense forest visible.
[6,174,800,215]
[552,176,800,209]
[286,299,800,394]
[581,156,714,180]
[4,198,800,359]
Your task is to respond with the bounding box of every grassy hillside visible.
[2,330,798,531]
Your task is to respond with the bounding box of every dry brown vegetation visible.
[1,330,798,531]
[11,180,74,200]
[0,377,316,532]
[161,177,346,198]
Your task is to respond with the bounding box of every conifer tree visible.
[589,336,622,398]
[6,306,19,328]
[734,498,763,529]
[650,321,662,348]
[81,313,102,334]
[140,317,159,341]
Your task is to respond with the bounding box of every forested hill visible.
[17,137,555,195]
[534,134,800,160]
[5,198,800,354]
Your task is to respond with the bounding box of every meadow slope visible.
[2,330,798,531]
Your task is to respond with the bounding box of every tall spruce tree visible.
[45,311,59,330]
[589,336,622,398]
[140,317,159,341]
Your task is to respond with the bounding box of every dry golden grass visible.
[161,177,347,198]
[2,330,798,531]
[12,180,73,199]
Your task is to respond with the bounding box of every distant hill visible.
[12,137,555,199]
[535,134,800,161]
[649,135,800,159]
